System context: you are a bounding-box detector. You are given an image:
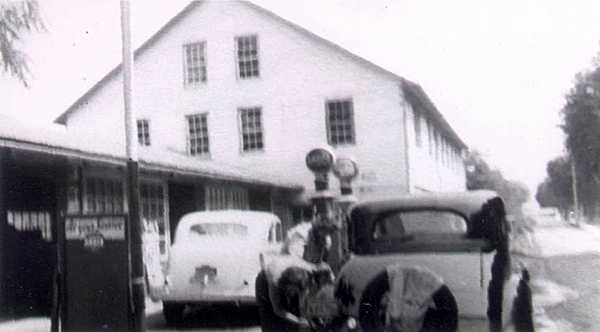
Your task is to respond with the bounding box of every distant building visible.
[0,0,467,316]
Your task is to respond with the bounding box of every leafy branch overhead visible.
[0,0,44,87]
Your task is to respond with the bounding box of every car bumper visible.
[156,285,255,304]
[161,294,256,306]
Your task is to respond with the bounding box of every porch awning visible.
[0,115,302,190]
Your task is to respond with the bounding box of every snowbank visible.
[511,223,600,257]
[0,317,50,332]
[530,279,578,332]
[533,224,600,257]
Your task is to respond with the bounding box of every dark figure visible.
[512,269,535,332]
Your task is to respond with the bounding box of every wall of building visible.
[66,1,464,200]
[403,101,467,193]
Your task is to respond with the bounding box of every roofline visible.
[54,0,467,150]
[0,136,302,190]
[54,1,204,124]
[400,80,467,149]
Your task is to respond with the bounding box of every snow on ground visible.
[530,279,579,332]
[511,223,600,332]
[509,223,596,331]
[512,223,600,257]
[0,298,162,332]
[0,317,49,332]
[532,223,600,257]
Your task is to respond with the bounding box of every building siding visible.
[65,0,463,200]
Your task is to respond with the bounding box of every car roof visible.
[175,210,280,239]
[350,190,500,220]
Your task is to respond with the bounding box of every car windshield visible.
[189,223,248,237]
[373,210,467,240]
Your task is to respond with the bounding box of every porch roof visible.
[0,115,302,190]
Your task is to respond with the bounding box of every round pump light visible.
[346,317,358,330]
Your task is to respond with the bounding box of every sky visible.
[3,0,600,198]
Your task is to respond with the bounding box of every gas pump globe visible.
[332,156,359,210]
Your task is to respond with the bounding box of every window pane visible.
[240,108,264,152]
[326,100,355,145]
[236,36,259,79]
[183,42,206,85]
[187,114,210,155]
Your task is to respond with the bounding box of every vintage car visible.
[257,190,532,332]
[155,210,284,324]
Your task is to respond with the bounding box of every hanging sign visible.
[63,214,129,331]
[66,215,126,251]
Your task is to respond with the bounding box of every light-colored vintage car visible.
[256,190,533,332]
[333,191,530,331]
[157,210,283,324]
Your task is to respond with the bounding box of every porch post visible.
[51,157,69,332]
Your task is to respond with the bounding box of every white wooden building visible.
[50,0,467,256]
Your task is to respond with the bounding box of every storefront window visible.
[140,181,168,256]
[205,185,249,210]
[84,177,124,214]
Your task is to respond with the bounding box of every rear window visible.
[373,210,467,240]
[189,223,248,237]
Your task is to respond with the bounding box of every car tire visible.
[162,301,185,326]
[359,272,458,332]
[255,271,300,332]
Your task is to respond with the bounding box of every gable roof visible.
[54,0,204,124]
[54,0,466,149]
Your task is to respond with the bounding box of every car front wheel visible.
[162,301,185,326]
[255,271,300,332]
[359,272,458,332]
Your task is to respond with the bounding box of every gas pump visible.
[304,147,337,265]
[304,148,358,272]
[256,147,359,332]
[331,156,359,270]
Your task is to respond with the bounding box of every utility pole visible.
[571,156,580,224]
[120,1,145,331]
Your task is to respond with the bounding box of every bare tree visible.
[0,0,44,87]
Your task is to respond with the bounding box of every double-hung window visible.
[183,41,207,85]
[187,114,210,156]
[326,99,355,145]
[137,119,150,146]
[235,35,259,79]
[239,107,264,152]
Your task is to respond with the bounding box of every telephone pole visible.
[120,1,145,331]
[571,156,580,225]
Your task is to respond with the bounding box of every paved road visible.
[146,303,260,332]
[517,252,600,332]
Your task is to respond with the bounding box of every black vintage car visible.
[257,190,533,332]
